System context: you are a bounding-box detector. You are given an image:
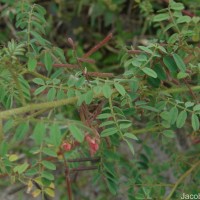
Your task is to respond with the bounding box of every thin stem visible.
[132,126,162,135]
[23,69,50,81]
[83,33,113,58]
[168,8,181,34]
[0,96,78,120]
[67,157,100,163]
[37,62,79,69]
[166,99,193,113]
[60,148,73,200]
[0,85,200,120]
[70,166,98,172]
[164,160,200,200]
[157,85,200,94]
[0,120,3,141]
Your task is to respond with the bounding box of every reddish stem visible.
[83,33,113,58]
[65,167,72,200]
[67,157,100,163]
[84,71,114,78]
[37,62,79,69]
[77,58,96,64]
[70,166,98,172]
[127,50,144,54]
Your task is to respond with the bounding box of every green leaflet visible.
[14,122,29,141]
[172,53,186,72]
[84,90,93,104]
[114,82,126,96]
[124,133,138,140]
[31,123,46,145]
[33,78,45,85]
[176,110,187,128]
[44,52,53,72]
[68,124,84,142]
[101,127,118,137]
[163,130,176,138]
[103,84,112,98]
[163,56,178,74]
[42,148,57,157]
[13,162,29,174]
[49,124,62,147]
[28,57,37,71]
[191,114,199,131]
[42,160,56,170]
[47,88,56,101]
[169,107,178,125]
[153,13,169,22]
[142,67,157,78]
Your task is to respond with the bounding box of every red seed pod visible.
[85,135,99,156]
[62,142,72,151]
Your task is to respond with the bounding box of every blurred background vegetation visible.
[0,0,200,200]
[1,0,199,75]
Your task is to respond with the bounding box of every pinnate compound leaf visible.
[170,1,184,10]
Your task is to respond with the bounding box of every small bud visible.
[85,135,99,156]
[62,142,72,151]
[67,37,75,49]
[84,67,87,74]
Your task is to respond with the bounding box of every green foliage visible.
[0,0,199,200]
